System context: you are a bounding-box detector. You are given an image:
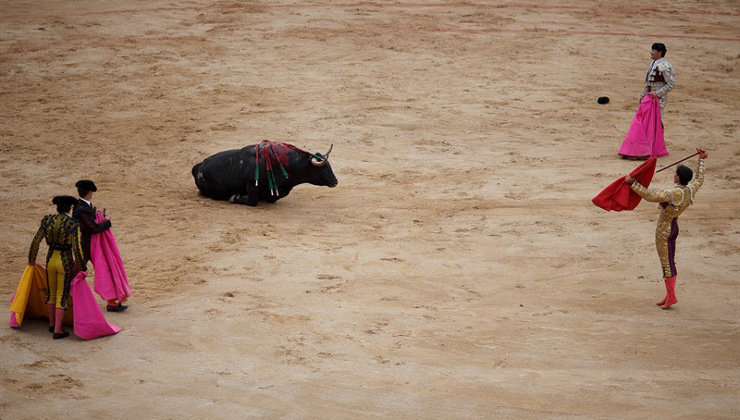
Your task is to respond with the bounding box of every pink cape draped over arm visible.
[70,271,120,339]
[618,95,668,158]
[90,211,131,302]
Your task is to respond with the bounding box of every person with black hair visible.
[641,42,676,113]
[28,195,85,339]
[624,149,707,309]
[72,179,126,312]
[73,180,111,262]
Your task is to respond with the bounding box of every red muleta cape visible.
[592,157,656,211]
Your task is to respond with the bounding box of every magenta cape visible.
[90,211,131,302]
[592,157,656,211]
[70,271,120,339]
[618,95,668,159]
[9,265,119,340]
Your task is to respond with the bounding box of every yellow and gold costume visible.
[28,214,84,309]
[630,159,705,277]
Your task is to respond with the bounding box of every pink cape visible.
[9,265,119,340]
[618,95,668,159]
[90,211,131,302]
[70,271,120,339]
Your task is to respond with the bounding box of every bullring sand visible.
[1,1,738,418]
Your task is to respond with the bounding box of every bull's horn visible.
[311,154,327,167]
[310,144,333,166]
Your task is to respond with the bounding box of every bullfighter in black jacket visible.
[72,179,126,312]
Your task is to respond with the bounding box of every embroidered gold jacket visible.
[29,213,84,267]
[630,159,705,222]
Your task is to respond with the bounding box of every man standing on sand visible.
[72,179,127,312]
[624,149,707,310]
[618,43,675,160]
[641,42,676,117]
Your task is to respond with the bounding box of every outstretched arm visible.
[629,182,672,203]
[624,173,672,202]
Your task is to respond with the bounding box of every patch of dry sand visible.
[1,1,738,418]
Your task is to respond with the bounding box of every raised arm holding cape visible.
[625,149,707,309]
[594,149,708,310]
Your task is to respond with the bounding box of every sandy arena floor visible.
[1,1,739,418]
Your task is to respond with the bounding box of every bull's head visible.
[306,144,337,188]
[310,144,333,167]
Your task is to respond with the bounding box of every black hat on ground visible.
[597,96,610,104]
[52,195,78,207]
[75,179,97,192]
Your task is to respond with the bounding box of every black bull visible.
[192,143,337,206]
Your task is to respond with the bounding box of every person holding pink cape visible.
[27,195,85,339]
[73,180,131,312]
[619,42,676,160]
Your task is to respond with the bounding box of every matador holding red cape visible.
[624,149,708,309]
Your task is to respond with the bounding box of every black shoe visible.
[107,304,128,312]
[53,331,70,340]
[49,326,54,333]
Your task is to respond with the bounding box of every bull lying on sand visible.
[192,140,337,206]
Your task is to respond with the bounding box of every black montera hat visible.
[597,96,610,104]
[52,195,78,207]
[75,179,97,192]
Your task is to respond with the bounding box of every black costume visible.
[73,199,111,263]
